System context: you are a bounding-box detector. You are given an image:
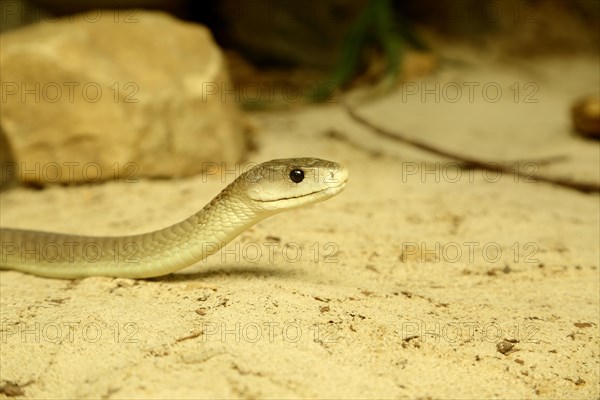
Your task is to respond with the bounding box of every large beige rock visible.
[0,11,246,184]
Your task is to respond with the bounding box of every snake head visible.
[236,158,348,212]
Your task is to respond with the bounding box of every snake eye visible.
[289,169,304,183]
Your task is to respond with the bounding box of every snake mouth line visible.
[256,180,347,203]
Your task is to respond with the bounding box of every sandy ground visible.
[1,52,599,399]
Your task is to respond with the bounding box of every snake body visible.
[0,158,347,279]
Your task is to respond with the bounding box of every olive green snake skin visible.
[0,158,347,279]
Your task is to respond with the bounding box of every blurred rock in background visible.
[0,10,247,185]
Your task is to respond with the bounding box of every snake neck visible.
[137,191,267,277]
[185,191,263,249]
